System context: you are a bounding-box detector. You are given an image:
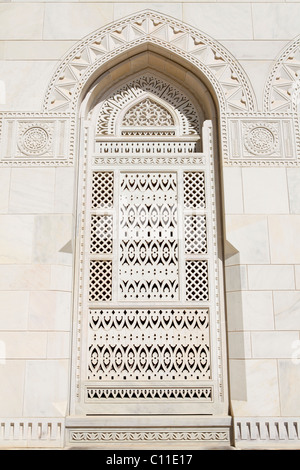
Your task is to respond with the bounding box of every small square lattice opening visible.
[91,171,114,209]
[89,260,112,302]
[183,171,206,209]
[184,215,207,254]
[185,260,209,301]
[90,215,113,254]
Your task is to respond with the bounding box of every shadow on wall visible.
[224,240,247,405]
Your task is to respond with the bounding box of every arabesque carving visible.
[43,10,256,114]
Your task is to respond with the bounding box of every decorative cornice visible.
[0,418,65,448]
[234,417,300,447]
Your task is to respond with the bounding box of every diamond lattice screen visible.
[87,169,211,385]
[119,172,179,301]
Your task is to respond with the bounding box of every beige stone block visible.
[251,331,299,359]
[113,3,182,22]
[252,3,300,39]
[225,215,270,264]
[47,332,70,359]
[269,216,300,264]
[239,61,274,112]
[226,291,244,331]
[226,290,274,331]
[33,215,73,265]
[43,4,114,40]
[50,265,73,292]
[278,360,300,416]
[0,168,10,213]
[0,4,44,40]
[23,360,69,416]
[230,359,280,416]
[108,60,132,84]
[0,60,55,111]
[0,360,25,417]
[225,264,248,292]
[0,332,47,359]
[274,291,300,330]
[4,40,76,61]
[248,265,295,290]
[220,40,287,61]
[183,3,253,39]
[242,168,289,214]
[28,291,71,331]
[227,331,251,359]
[296,266,300,290]
[287,168,300,214]
[0,42,5,60]
[0,215,34,264]
[9,168,55,214]
[222,167,244,215]
[0,291,29,330]
[54,167,75,214]
[0,265,51,290]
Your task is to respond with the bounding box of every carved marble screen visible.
[75,73,226,415]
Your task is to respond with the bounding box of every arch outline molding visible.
[43,9,256,115]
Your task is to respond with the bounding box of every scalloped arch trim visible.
[264,34,300,112]
[43,10,256,113]
[94,72,202,136]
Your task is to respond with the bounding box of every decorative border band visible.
[0,418,65,448]
[68,429,230,443]
[234,417,300,446]
[86,387,213,401]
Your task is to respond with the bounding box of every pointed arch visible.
[43,10,256,114]
[92,70,204,137]
[264,34,300,113]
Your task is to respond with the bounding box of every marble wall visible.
[224,166,300,417]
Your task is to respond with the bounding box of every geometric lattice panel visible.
[185,260,209,301]
[184,215,207,254]
[88,260,112,302]
[118,172,179,301]
[88,308,210,381]
[183,171,206,209]
[91,171,114,209]
[90,215,113,254]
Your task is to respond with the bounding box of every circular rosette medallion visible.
[18,124,52,156]
[244,124,278,156]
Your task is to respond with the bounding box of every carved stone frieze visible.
[96,73,202,137]
[85,387,213,401]
[0,113,75,166]
[68,429,230,443]
[225,114,299,166]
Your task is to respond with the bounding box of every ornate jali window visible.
[76,73,225,415]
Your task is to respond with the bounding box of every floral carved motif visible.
[243,123,279,156]
[122,98,174,127]
[17,122,53,156]
[0,113,74,166]
[226,116,299,166]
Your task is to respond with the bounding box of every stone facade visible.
[0,1,300,450]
